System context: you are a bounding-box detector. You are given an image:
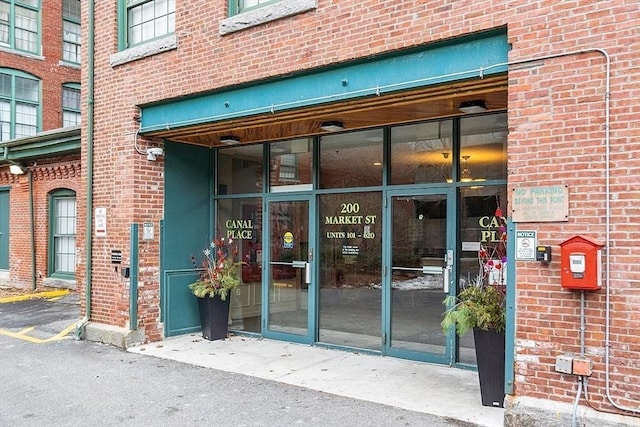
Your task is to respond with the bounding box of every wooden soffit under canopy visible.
[143,75,507,147]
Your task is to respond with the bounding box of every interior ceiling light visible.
[319,121,345,132]
[461,155,473,182]
[458,100,487,114]
[219,135,240,145]
[9,164,25,175]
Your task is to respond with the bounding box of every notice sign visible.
[95,207,107,237]
[143,222,154,240]
[516,230,536,260]
[512,185,569,223]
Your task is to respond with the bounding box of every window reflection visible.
[217,197,262,334]
[390,120,453,185]
[457,186,508,364]
[320,130,383,189]
[318,192,382,350]
[217,144,264,194]
[460,113,507,182]
[270,138,312,191]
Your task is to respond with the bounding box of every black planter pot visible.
[197,295,231,341]
[473,327,506,408]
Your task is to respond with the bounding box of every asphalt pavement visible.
[0,291,78,343]
[1,337,479,426]
[0,292,504,426]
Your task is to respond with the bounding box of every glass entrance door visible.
[386,190,453,363]
[265,198,314,342]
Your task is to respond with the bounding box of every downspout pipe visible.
[28,169,35,290]
[75,0,95,339]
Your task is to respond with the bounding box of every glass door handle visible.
[443,268,450,294]
[444,249,454,294]
[391,266,442,274]
[304,262,312,284]
[271,260,307,268]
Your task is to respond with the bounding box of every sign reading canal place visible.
[225,219,254,240]
[511,185,569,223]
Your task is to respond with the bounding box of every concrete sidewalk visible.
[128,334,504,427]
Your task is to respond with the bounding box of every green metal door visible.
[0,190,9,270]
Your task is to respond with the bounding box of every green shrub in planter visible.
[441,283,506,336]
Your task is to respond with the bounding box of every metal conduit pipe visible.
[572,377,584,427]
[501,48,638,415]
[572,291,587,425]
[496,48,637,415]
[28,170,36,290]
[75,0,95,339]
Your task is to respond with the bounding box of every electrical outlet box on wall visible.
[555,354,573,374]
[573,357,593,376]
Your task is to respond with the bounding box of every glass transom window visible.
[319,129,383,189]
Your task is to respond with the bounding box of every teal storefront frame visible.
[157,30,512,384]
[140,31,508,134]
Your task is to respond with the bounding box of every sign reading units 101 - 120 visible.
[511,185,569,223]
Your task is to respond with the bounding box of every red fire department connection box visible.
[559,235,604,291]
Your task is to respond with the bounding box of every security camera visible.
[146,147,164,161]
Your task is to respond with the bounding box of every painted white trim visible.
[270,183,313,193]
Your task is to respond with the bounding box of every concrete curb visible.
[0,289,70,304]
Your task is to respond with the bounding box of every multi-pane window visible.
[50,190,76,278]
[0,3,8,45]
[0,70,39,141]
[62,83,80,127]
[62,0,80,64]
[126,0,175,47]
[0,0,40,54]
[278,154,298,181]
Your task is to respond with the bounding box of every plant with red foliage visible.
[189,238,241,300]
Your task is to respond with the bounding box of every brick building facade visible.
[80,1,639,425]
[0,1,81,290]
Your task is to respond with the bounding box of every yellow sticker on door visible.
[283,231,294,249]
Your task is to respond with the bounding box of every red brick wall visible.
[82,0,640,413]
[0,4,80,130]
[506,2,640,414]
[0,157,81,288]
[0,2,81,289]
